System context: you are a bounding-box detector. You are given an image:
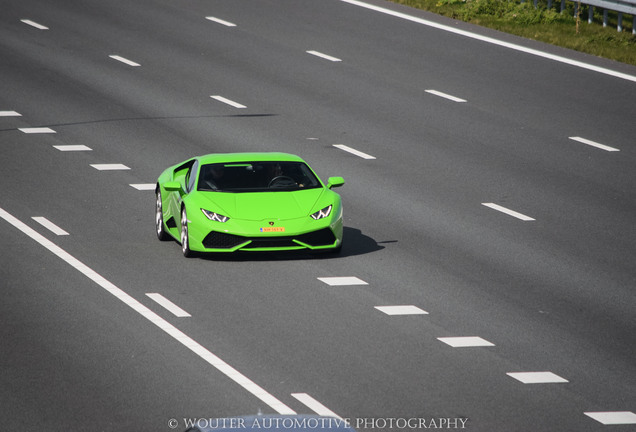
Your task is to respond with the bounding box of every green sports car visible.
[155,152,344,257]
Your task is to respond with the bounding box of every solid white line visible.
[53,145,92,151]
[340,0,636,84]
[146,293,191,317]
[0,111,22,117]
[19,127,55,134]
[32,217,69,236]
[333,144,376,160]
[21,19,49,30]
[90,164,130,171]
[375,305,429,315]
[317,276,368,286]
[0,207,296,416]
[482,203,535,221]
[569,136,620,152]
[210,95,247,109]
[129,184,155,190]
[425,89,467,103]
[109,55,140,67]
[206,16,237,27]
[291,393,342,418]
[306,50,342,62]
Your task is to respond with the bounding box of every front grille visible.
[201,228,336,250]
[202,231,249,249]
[296,228,336,246]
[245,238,298,248]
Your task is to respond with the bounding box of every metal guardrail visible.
[544,0,636,33]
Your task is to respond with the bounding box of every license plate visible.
[260,227,285,232]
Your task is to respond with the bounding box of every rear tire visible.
[155,189,171,241]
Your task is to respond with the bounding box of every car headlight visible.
[310,205,332,220]
[201,209,229,222]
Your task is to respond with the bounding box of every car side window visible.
[186,160,199,193]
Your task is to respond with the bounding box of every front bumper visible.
[185,209,343,253]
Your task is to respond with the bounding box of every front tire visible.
[155,189,171,241]
[181,207,194,258]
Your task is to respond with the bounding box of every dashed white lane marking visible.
[31,217,69,236]
[317,276,368,286]
[205,16,237,27]
[506,372,568,384]
[340,0,636,84]
[129,183,155,190]
[333,144,376,160]
[437,336,495,347]
[291,393,342,419]
[19,127,55,134]
[146,293,191,317]
[109,55,141,67]
[0,111,22,116]
[21,19,49,30]
[306,50,342,62]
[569,136,620,152]
[0,207,296,415]
[481,203,535,221]
[375,305,429,315]
[584,411,636,425]
[425,90,467,103]
[90,164,130,171]
[210,95,247,109]
[53,145,92,151]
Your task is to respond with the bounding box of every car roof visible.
[197,152,306,165]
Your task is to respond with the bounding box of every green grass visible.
[387,0,636,66]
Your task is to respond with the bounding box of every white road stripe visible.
[19,127,55,134]
[425,89,467,103]
[21,19,49,30]
[0,111,22,117]
[206,16,237,27]
[109,55,141,67]
[569,136,620,152]
[333,144,376,160]
[306,50,342,62]
[291,393,342,419]
[90,164,130,171]
[32,217,69,236]
[146,293,191,317]
[129,183,155,190]
[506,372,568,384]
[0,207,296,416]
[584,411,636,425]
[340,0,636,84]
[375,305,429,315]
[482,203,535,221]
[53,145,92,151]
[437,336,495,347]
[317,276,368,286]
[210,95,247,109]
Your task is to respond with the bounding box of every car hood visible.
[197,188,326,221]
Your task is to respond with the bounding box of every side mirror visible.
[163,181,181,192]
[327,176,345,189]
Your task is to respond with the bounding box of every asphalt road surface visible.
[1,0,635,431]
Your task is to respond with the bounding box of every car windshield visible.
[197,161,322,192]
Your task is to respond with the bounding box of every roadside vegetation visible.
[388,0,636,66]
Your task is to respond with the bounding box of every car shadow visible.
[196,227,387,262]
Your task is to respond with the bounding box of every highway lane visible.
[1,0,635,431]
